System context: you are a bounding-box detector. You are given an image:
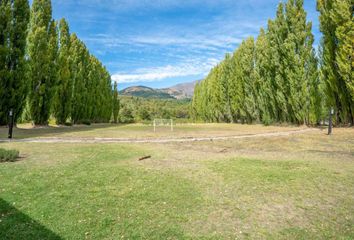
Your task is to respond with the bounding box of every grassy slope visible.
[0,125,353,239]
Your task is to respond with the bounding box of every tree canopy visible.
[1,0,116,126]
[192,0,352,125]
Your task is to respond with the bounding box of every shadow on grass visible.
[0,123,131,139]
[0,198,62,240]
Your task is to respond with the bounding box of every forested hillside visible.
[120,81,199,100]
[192,0,353,125]
[119,96,190,123]
[120,86,176,99]
[0,0,118,126]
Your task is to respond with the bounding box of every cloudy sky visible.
[47,0,320,89]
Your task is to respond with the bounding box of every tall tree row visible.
[27,0,57,125]
[53,18,71,124]
[317,0,353,124]
[112,82,120,124]
[192,0,324,125]
[69,34,113,124]
[0,0,30,125]
[0,0,116,126]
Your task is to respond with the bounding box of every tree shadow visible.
[0,198,62,240]
[0,123,131,139]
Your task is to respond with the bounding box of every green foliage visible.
[192,0,322,125]
[53,18,72,124]
[0,148,19,162]
[28,0,57,125]
[112,82,120,123]
[0,0,30,125]
[317,0,354,124]
[0,0,114,126]
[70,34,113,124]
[120,96,190,123]
[119,105,135,123]
[120,86,176,99]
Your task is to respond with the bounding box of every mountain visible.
[119,86,175,99]
[119,80,200,99]
[160,80,200,99]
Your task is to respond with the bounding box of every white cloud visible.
[111,58,219,83]
[74,0,263,12]
[68,0,274,84]
[85,34,243,52]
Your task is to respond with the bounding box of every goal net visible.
[153,119,174,132]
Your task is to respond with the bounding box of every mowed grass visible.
[0,124,353,239]
[0,123,304,140]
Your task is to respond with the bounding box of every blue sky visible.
[46,0,320,90]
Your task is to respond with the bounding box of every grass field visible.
[0,123,304,139]
[0,124,353,239]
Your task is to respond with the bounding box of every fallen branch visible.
[139,156,151,161]
[219,148,228,153]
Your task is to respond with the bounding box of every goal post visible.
[153,119,174,132]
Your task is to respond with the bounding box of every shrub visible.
[119,106,135,123]
[0,148,19,162]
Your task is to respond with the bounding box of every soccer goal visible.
[153,119,174,132]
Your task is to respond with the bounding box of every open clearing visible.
[0,126,315,143]
[0,124,353,239]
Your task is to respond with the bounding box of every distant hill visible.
[160,80,200,99]
[119,86,175,99]
[119,80,201,99]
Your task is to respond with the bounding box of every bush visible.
[0,148,19,162]
[119,106,135,123]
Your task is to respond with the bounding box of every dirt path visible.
[0,128,318,144]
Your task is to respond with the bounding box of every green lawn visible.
[0,124,353,239]
[0,123,303,139]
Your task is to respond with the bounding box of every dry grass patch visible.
[0,125,353,239]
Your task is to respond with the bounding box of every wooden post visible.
[8,109,14,139]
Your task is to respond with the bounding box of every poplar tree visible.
[254,28,274,124]
[112,82,120,123]
[87,55,97,121]
[317,0,353,124]
[70,34,87,123]
[208,66,223,122]
[28,0,57,125]
[227,50,239,122]
[308,49,322,125]
[102,68,114,122]
[0,1,10,123]
[0,0,30,125]
[267,3,289,122]
[220,54,233,122]
[70,33,113,124]
[191,82,200,120]
[192,0,321,125]
[277,0,318,124]
[240,37,257,123]
[53,18,71,124]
